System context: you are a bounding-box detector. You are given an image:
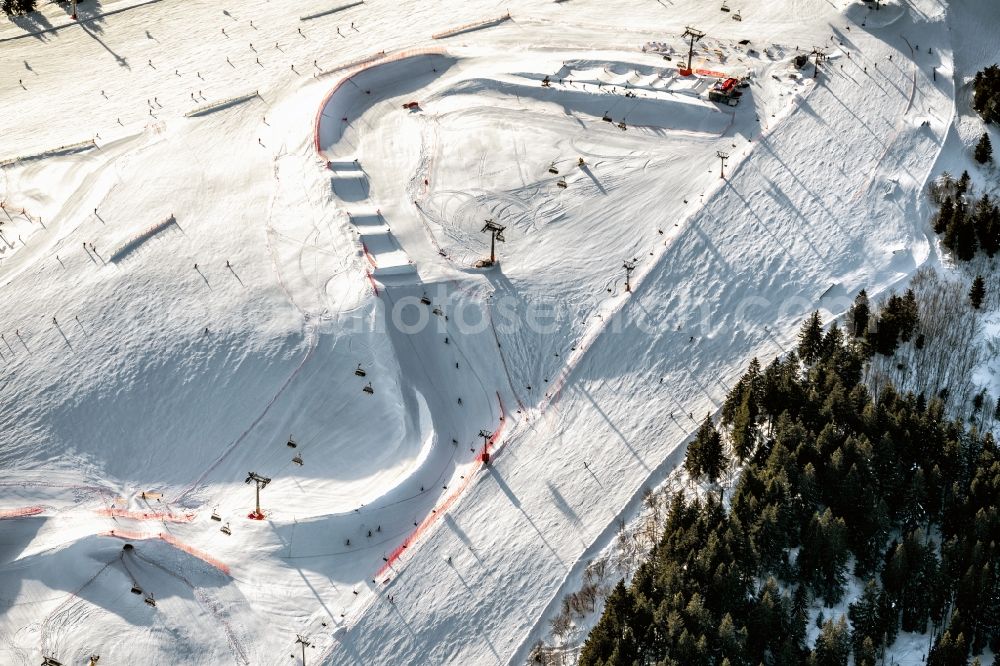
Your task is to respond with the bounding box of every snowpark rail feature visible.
[431,13,512,40]
[0,139,97,168]
[184,92,262,118]
[300,0,364,21]
[108,215,180,263]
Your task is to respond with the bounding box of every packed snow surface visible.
[0,0,981,663]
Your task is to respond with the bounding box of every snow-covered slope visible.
[0,0,978,663]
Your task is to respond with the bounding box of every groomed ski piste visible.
[0,0,988,663]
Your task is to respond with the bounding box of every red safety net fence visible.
[0,506,45,519]
[313,47,447,157]
[375,393,506,579]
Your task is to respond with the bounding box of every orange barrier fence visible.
[360,241,378,268]
[0,506,44,519]
[375,393,506,578]
[313,47,447,157]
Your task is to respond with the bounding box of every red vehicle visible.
[708,78,744,106]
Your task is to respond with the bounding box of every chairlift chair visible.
[292,454,304,466]
[144,592,156,607]
[432,306,443,316]
[42,657,63,666]
[130,582,143,595]
[420,293,431,306]
[733,10,742,20]
[548,165,559,174]
[363,382,374,395]
[354,363,366,377]
[601,113,613,122]
[221,522,232,535]
[286,436,297,448]
[210,509,222,521]
[556,179,568,189]
[720,2,730,11]
[618,121,628,130]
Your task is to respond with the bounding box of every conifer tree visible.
[970,275,986,309]
[973,194,1000,256]
[724,357,763,462]
[809,616,850,666]
[958,170,972,196]
[579,579,638,665]
[945,210,979,260]
[3,0,37,14]
[867,292,919,356]
[685,415,727,486]
[847,290,870,337]
[798,311,824,365]
[856,637,877,666]
[718,612,748,662]
[848,580,885,655]
[975,132,993,164]
[798,509,850,604]
[973,65,1000,124]
[934,195,955,234]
